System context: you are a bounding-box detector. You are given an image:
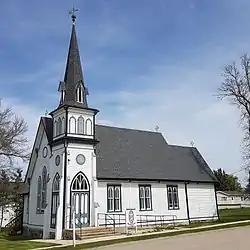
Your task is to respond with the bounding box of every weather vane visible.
[69,5,79,24]
[190,141,195,147]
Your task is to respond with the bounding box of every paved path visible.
[98,226,250,250]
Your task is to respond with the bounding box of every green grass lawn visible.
[219,207,250,222]
[185,207,250,228]
[1,208,250,250]
[0,231,58,250]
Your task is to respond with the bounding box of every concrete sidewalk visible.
[31,220,250,249]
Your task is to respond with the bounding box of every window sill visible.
[36,211,44,215]
[139,208,153,212]
[107,210,122,213]
[168,207,180,210]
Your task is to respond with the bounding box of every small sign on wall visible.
[125,208,137,235]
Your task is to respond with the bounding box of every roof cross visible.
[69,6,79,24]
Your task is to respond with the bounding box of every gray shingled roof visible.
[42,117,53,143]
[41,117,217,183]
[95,125,217,182]
[59,24,88,108]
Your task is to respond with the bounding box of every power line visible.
[230,168,246,175]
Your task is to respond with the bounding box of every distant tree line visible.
[213,168,250,194]
[213,168,243,192]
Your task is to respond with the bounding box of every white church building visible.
[21,13,219,240]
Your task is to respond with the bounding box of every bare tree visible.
[218,53,250,170]
[0,100,29,170]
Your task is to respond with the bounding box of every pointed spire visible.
[58,8,88,108]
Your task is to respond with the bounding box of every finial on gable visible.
[190,141,195,147]
[155,125,160,132]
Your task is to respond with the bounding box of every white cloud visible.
[93,56,246,185]
[1,56,247,186]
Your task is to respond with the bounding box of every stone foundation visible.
[49,231,55,239]
[62,229,74,240]
[22,226,43,239]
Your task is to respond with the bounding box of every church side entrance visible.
[70,172,90,228]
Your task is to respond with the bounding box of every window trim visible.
[76,86,83,103]
[41,166,47,212]
[107,184,122,213]
[50,173,60,228]
[36,176,42,213]
[85,118,93,135]
[69,116,76,134]
[77,116,84,135]
[167,185,180,210]
[138,185,152,211]
[54,121,57,137]
[58,117,62,135]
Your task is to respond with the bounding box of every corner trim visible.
[214,184,220,220]
[184,182,190,224]
[62,107,68,229]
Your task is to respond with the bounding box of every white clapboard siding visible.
[187,183,217,221]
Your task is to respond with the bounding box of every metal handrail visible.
[97,213,126,232]
[97,213,178,230]
[137,214,177,227]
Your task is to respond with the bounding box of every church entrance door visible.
[70,172,90,228]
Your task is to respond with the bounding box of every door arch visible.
[70,172,90,228]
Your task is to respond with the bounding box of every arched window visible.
[41,166,47,210]
[37,176,42,212]
[107,186,114,212]
[139,187,145,210]
[62,90,65,102]
[54,121,57,137]
[77,116,84,134]
[71,172,89,191]
[114,186,121,211]
[76,87,83,103]
[53,173,60,192]
[62,117,65,134]
[58,117,62,135]
[85,119,92,135]
[70,173,90,228]
[56,121,59,136]
[69,117,76,134]
[51,173,60,228]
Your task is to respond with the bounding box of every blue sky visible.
[1,0,250,184]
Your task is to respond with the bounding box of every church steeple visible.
[58,9,88,108]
